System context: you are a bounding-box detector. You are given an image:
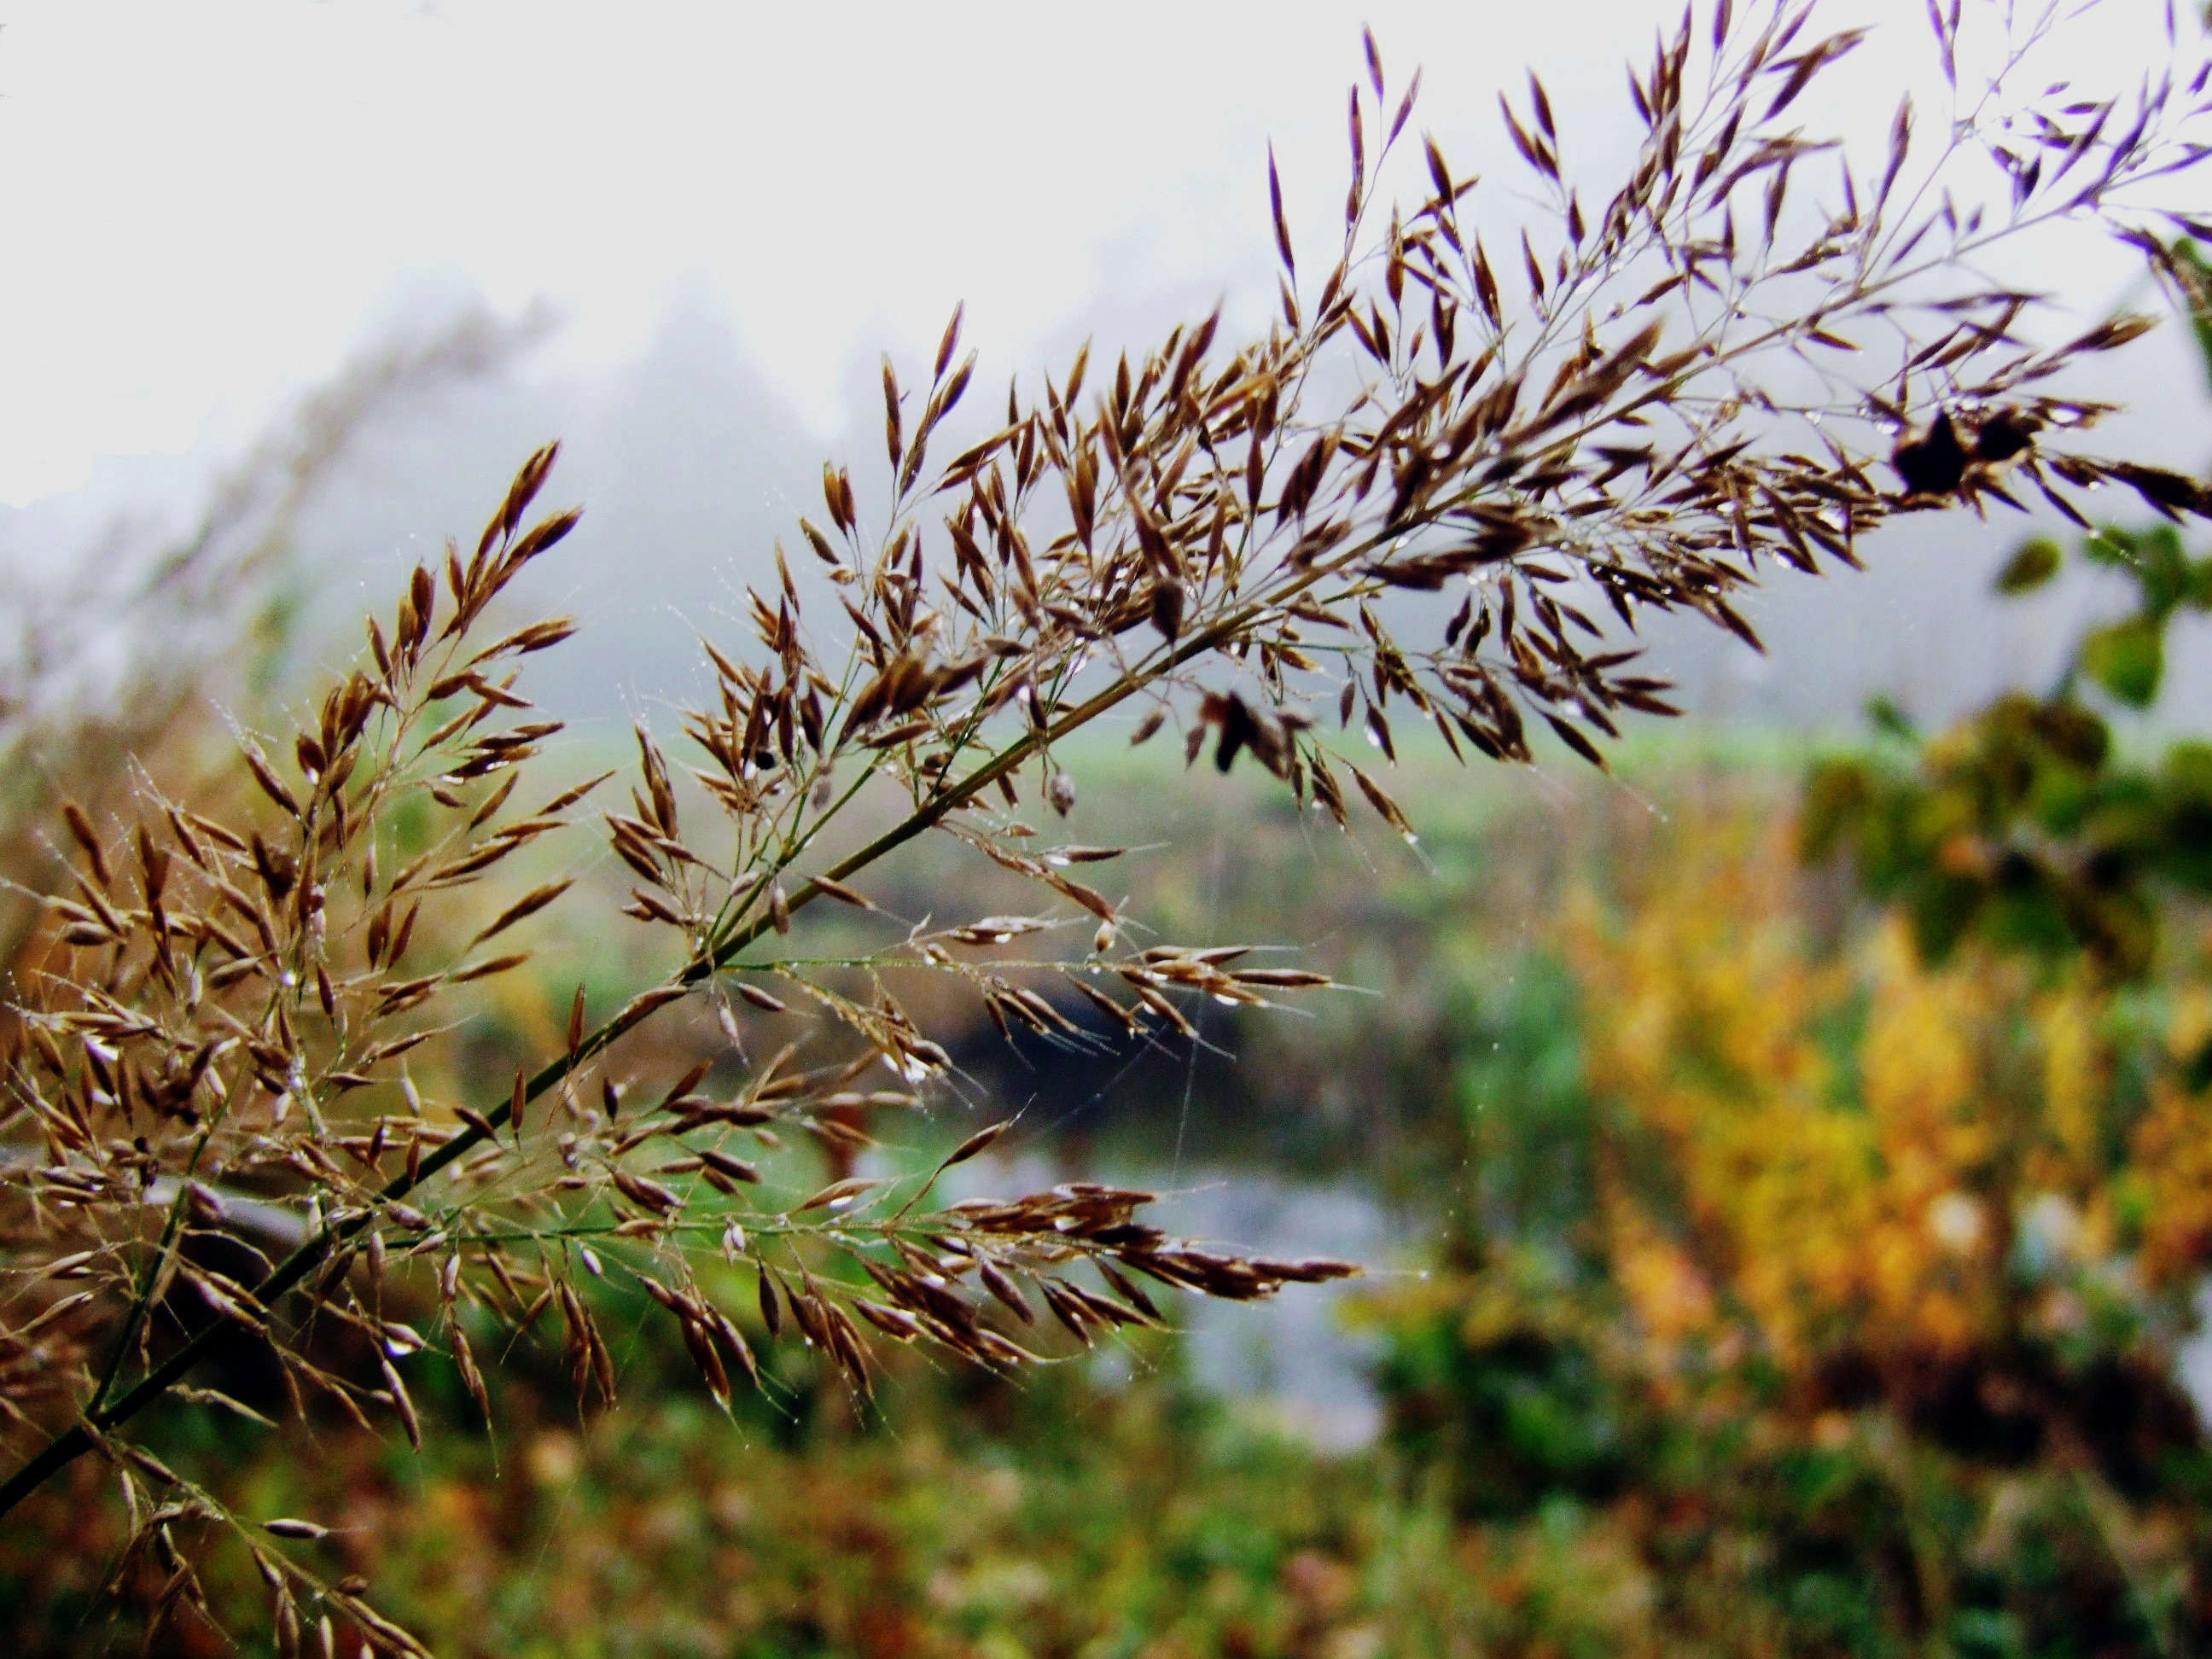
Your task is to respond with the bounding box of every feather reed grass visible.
[5,3,2212,1646]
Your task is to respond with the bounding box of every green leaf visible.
[2165,740,2212,800]
[2137,524,2189,617]
[2081,615,2164,708]
[1864,695,1917,742]
[1994,536,2062,594]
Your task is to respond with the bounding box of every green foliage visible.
[1801,687,2175,973]
[1994,535,2064,595]
[1359,788,2212,1654]
[1447,954,1594,1250]
[1804,503,2212,979]
[2082,611,2168,708]
[1372,1254,1634,1520]
[3,1340,1484,1658]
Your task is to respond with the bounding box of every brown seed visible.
[944,1120,1012,1167]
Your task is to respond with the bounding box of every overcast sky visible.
[0,0,2186,509]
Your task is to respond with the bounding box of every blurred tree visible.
[1803,247,2212,981]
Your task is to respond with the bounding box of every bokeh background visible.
[11,2,2212,1654]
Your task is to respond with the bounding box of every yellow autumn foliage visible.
[1569,807,2209,1390]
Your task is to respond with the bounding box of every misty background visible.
[3,0,2209,748]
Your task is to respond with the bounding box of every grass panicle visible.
[5,2,2212,1646]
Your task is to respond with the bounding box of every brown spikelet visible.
[8,8,2209,1627]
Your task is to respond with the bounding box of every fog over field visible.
[3,0,2208,737]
